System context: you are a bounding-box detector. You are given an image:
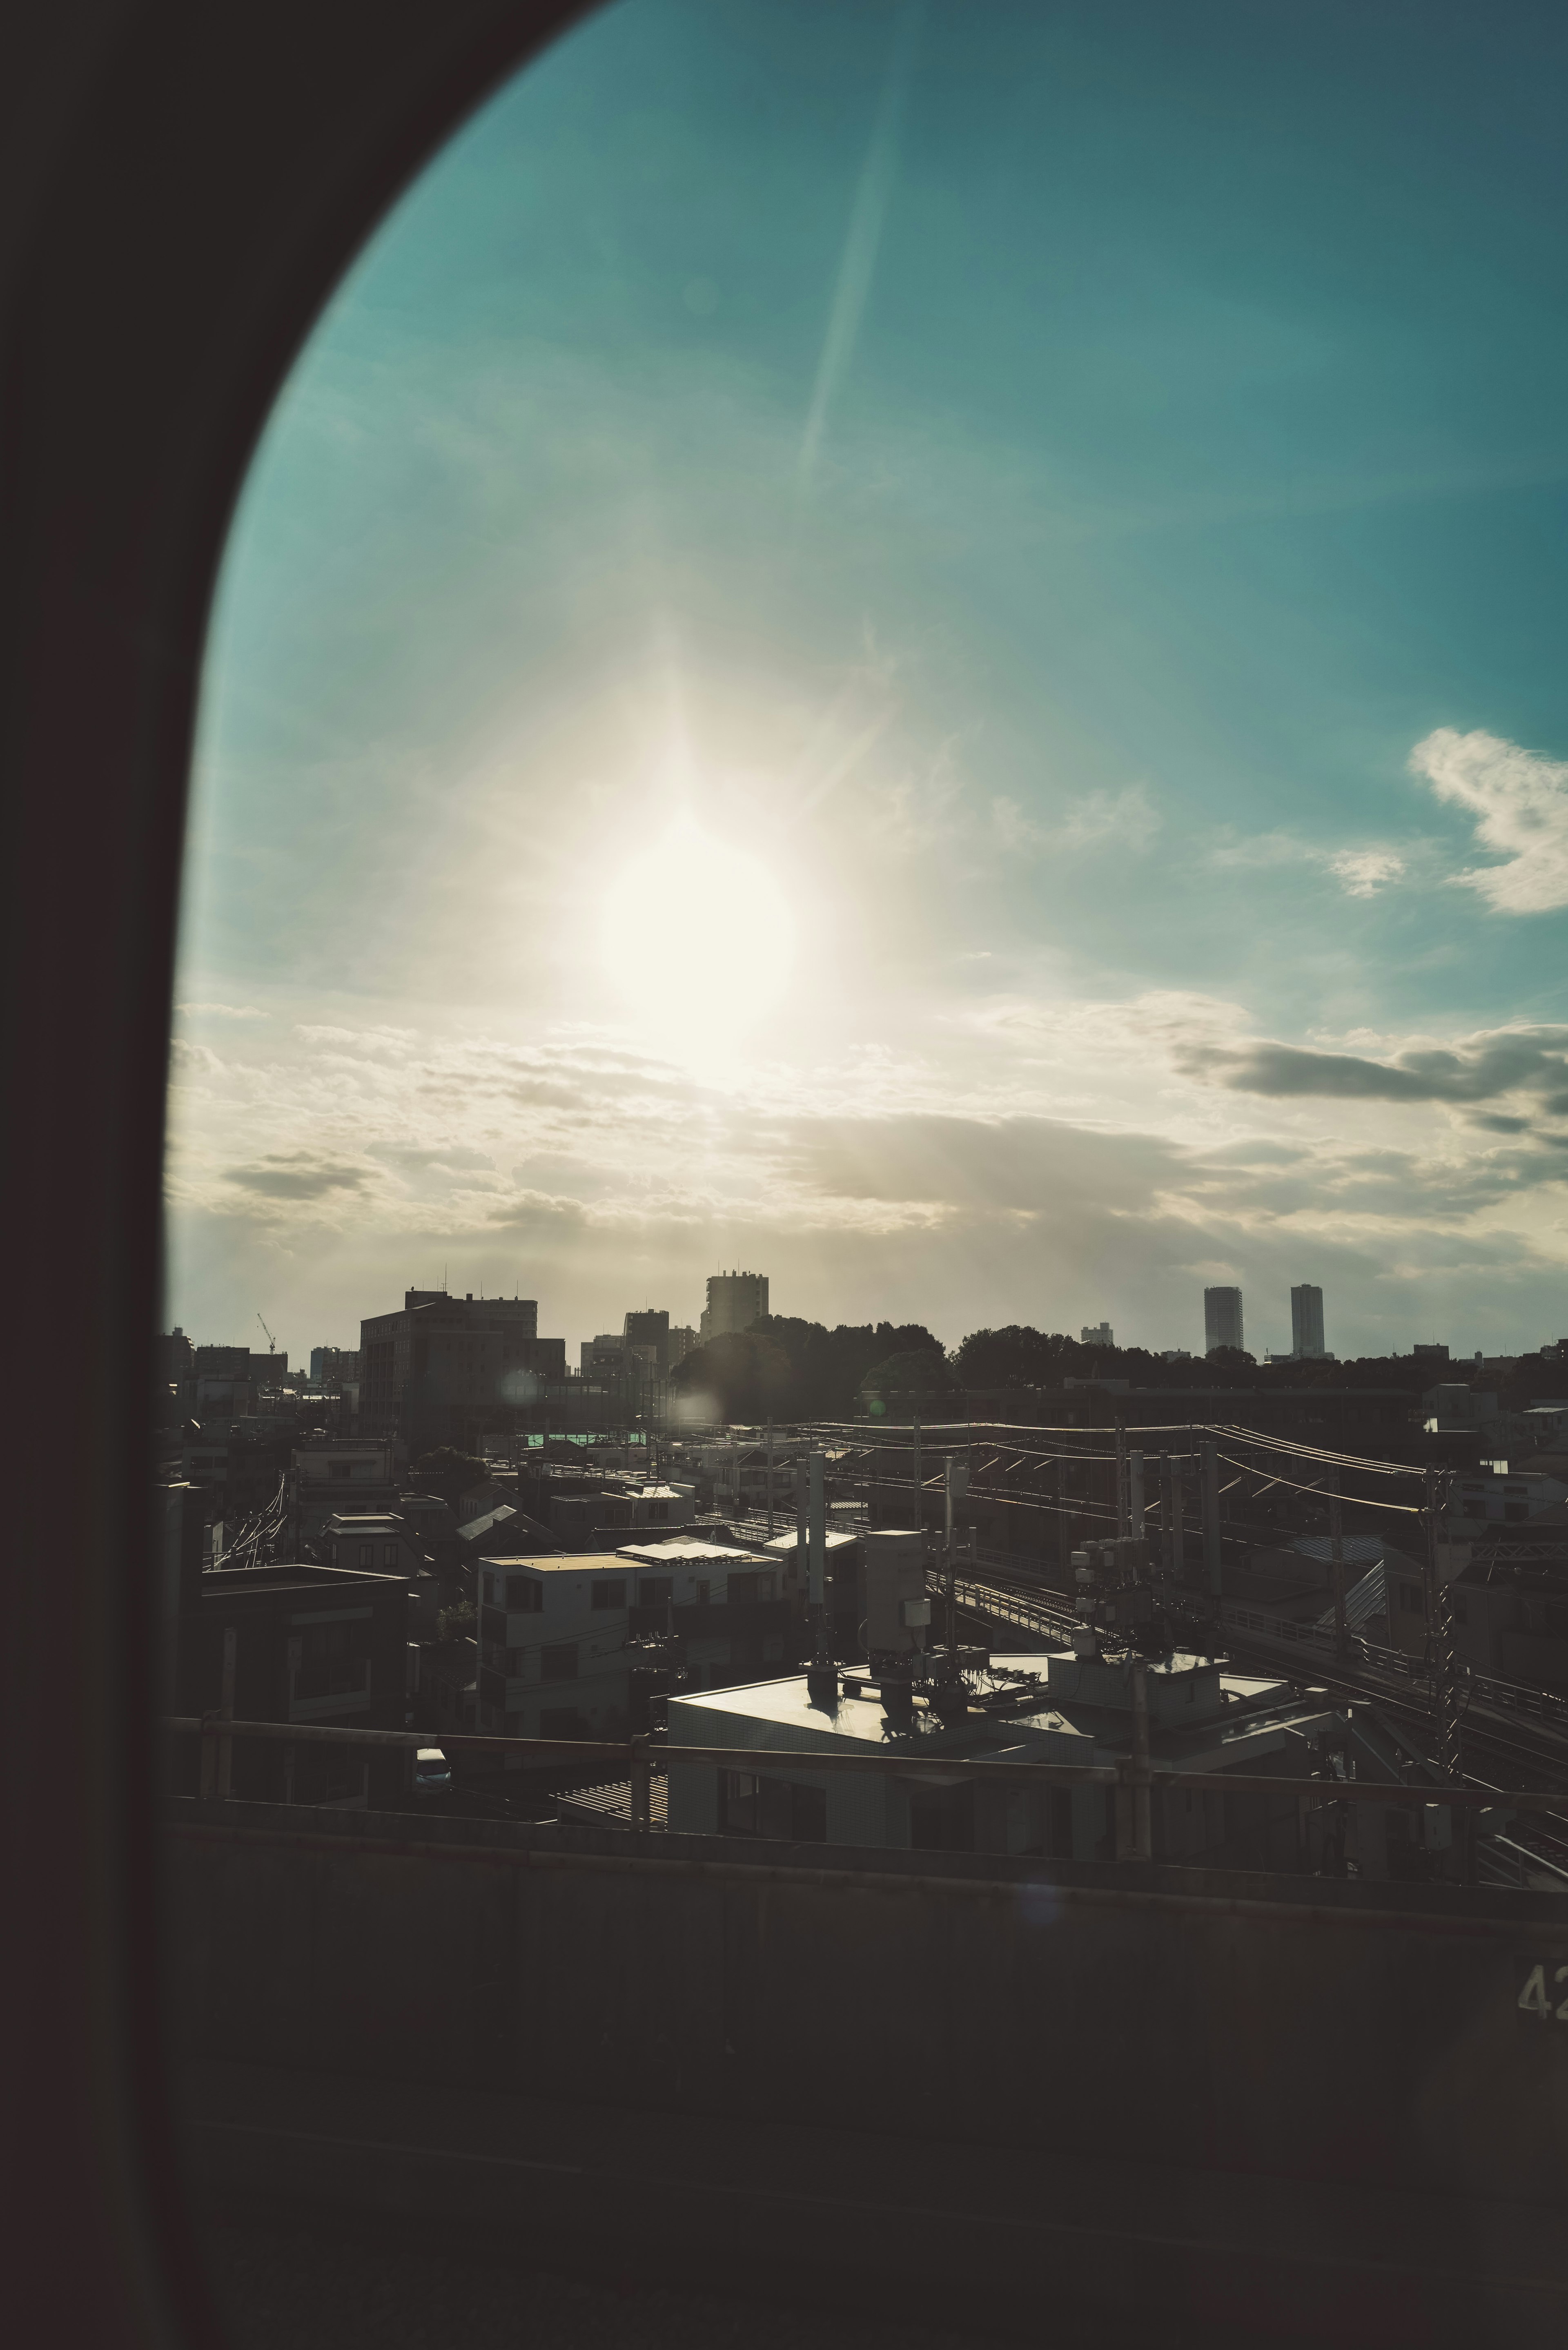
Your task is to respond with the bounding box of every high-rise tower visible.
[1204,1286,1244,1356]
[1290,1284,1326,1360]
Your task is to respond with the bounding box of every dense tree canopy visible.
[860,1348,960,1401]
[669,1315,944,1421]
[669,1313,1536,1426]
[409,1446,491,1505]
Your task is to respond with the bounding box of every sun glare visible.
[599,813,796,1054]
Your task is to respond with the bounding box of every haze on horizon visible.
[168,0,1568,1372]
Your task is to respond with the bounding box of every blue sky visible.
[171,0,1568,1367]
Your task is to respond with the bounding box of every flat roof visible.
[616,1538,760,1564]
[763,1528,859,1556]
[481,1543,764,1574]
[479,1552,645,1576]
[198,1562,406,1596]
[669,1654,1294,1757]
[668,1662,1057,1754]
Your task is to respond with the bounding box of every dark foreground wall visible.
[164,1800,1568,2207]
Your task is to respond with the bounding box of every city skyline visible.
[180,1267,1538,1383]
[168,1,1568,1365]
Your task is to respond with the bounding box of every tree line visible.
[668,1316,1513,1424]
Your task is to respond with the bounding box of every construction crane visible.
[256,1313,276,1353]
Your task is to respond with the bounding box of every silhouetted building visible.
[1080,1321,1114,1347]
[700,1269,768,1341]
[359,1289,567,1449]
[1290,1284,1326,1360]
[175,1559,411,1806]
[1204,1286,1244,1356]
[155,1327,194,1389]
[624,1308,671,1366]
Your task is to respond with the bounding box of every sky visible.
[169,0,1568,1370]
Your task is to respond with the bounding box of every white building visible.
[666,1647,1376,1871]
[474,1540,787,1737]
[1080,1322,1114,1347]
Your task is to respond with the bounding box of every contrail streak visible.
[797,2,926,495]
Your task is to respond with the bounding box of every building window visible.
[541,1642,577,1682]
[330,1462,351,1479]
[505,1574,542,1612]
[591,1579,626,1609]
[720,1770,761,1835]
[481,1572,495,1605]
[294,1619,372,1701]
[727,1572,760,1604]
[909,1783,976,1854]
[719,1771,826,1843]
[382,1543,398,1567]
[358,1543,374,1567]
[695,1581,710,1606]
[638,1576,673,1607]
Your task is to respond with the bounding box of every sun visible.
[599,813,796,1054]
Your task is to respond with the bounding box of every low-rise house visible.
[666,1646,1396,1875]
[290,1440,401,1549]
[175,1560,410,1806]
[1387,1541,1568,1688]
[322,1511,424,1579]
[455,1501,557,1565]
[1446,1468,1568,1533]
[474,1541,796,1741]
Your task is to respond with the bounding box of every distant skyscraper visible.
[700,1269,769,1341]
[1080,1321,1114,1347]
[1290,1284,1325,1360]
[1204,1286,1244,1356]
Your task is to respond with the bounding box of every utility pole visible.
[1426,1462,1461,1781]
[1129,1449,1145,1538]
[1202,1439,1222,1600]
[1170,1451,1186,1582]
[766,1416,775,1538]
[944,1453,969,1679]
[1115,1420,1128,1538]
[806,1450,835,1703]
[1329,1468,1348,1664]
[912,1412,922,1537]
[1158,1453,1173,1578]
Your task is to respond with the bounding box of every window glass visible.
[164,11,1568,2323]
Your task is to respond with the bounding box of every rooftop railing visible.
[163,1714,1566,1856]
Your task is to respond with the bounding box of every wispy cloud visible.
[992,784,1160,857]
[176,1001,267,1020]
[1328,847,1405,898]
[1211,832,1409,896]
[797,2,925,492]
[1410,727,1568,913]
